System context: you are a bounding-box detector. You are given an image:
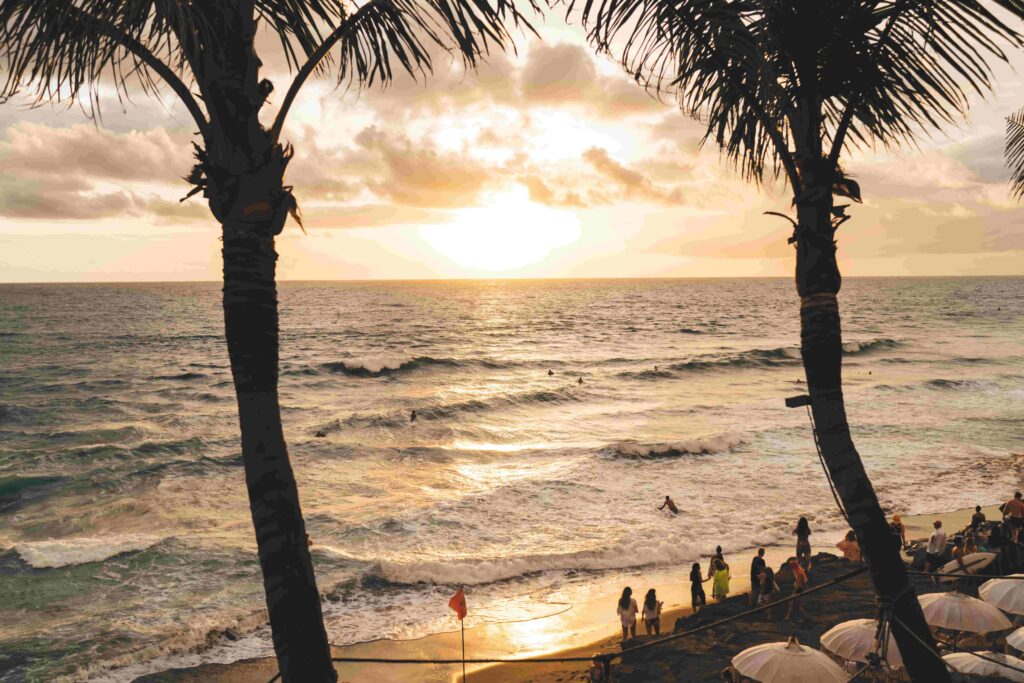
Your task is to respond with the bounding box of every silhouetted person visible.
[1002,491,1024,543]
[749,548,766,605]
[658,496,679,514]
[410,410,417,422]
[578,377,584,384]
[654,365,658,372]
[548,369,554,376]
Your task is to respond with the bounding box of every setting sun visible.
[419,188,581,272]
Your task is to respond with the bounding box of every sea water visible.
[0,278,1021,681]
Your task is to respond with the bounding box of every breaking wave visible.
[610,433,744,459]
[15,534,165,569]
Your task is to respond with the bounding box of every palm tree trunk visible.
[794,187,949,682]
[222,218,337,682]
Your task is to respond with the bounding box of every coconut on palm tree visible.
[574,0,1022,680]
[0,1,532,680]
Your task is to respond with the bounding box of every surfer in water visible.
[548,369,554,376]
[578,376,584,385]
[410,410,417,422]
[659,496,679,514]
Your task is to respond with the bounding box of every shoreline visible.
[129,501,1006,683]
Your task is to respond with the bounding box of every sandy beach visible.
[135,502,1011,683]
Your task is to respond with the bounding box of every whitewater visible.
[0,277,1021,682]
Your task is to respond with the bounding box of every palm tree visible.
[1007,108,1024,197]
[575,1,1021,679]
[0,1,532,680]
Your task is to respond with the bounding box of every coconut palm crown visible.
[573,1,1022,681]
[0,1,533,681]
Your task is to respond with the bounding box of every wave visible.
[842,338,900,354]
[14,534,164,569]
[367,537,704,586]
[611,433,743,459]
[656,338,900,375]
[153,371,207,381]
[677,328,704,334]
[617,369,676,380]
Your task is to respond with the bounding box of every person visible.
[889,514,907,549]
[749,548,766,606]
[306,533,313,547]
[642,589,663,636]
[587,655,610,682]
[658,496,679,515]
[410,410,417,422]
[836,530,861,562]
[794,517,812,562]
[757,566,777,621]
[690,562,707,613]
[924,520,947,574]
[711,557,731,601]
[713,545,724,563]
[971,505,987,531]
[548,369,554,376]
[784,557,808,621]
[616,587,638,642]
[1001,491,1024,543]
[578,376,584,385]
[654,365,659,372]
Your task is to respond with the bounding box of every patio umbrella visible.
[979,574,1024,615]
[942,651,1024,682]
[732,636,849,683]
[918,591,1012,633]
[1009,626,1024,652]
[938,552,997,583]
[820,618,903,669]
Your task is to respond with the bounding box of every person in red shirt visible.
[1002,491,1024,543]
[784,557,808,622]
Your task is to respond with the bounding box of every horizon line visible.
[2,273,1023,285]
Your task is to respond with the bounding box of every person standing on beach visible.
[1001,491,1024,543]
[641,589,663,636]
[757,566,778,621]
[616,587,639,642]
[889,514,907,549]
[971,505,987,531]
[784,557,808,621]
[924,520,948,574]
[711,558,731,601]
[793,517,812,564]
[836,530,861,563]
[749,548,766,606]
[690,562,707,613]
[658,496,679,515]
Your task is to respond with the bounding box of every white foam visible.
[370,538,704,586]
[15,534,163,569]
[613,432,743,458]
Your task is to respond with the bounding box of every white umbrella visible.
[732,637,849,683]
[918,591,1012,633]
[942,651,1024,682]
[820,618,903,669]
[938,552,997,583]
[979,574,1024,615]
[1009,626,1024,652]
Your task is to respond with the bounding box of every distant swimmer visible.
[548,369,554,376]
[578,377,584,384]
[315,430,327,438]
[659,496,679,515]
[654,365,659,372]
[410,410,417,422]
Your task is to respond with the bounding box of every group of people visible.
[616,587,664,641]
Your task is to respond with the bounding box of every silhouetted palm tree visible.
[1007,108,1024,197]
[575,1,1021,679]
[0,2,532,680]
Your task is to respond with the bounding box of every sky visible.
[0,12,1022,282]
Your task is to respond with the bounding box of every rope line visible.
[804,403,850,526]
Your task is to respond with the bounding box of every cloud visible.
[581,147,685,205]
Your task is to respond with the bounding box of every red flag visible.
[448,587,467,621]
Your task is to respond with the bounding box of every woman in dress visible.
[689,562,706,613]
[712,557,731,601]
[641,588,662,636]
[616,586,638,642]
[794,517,812,563]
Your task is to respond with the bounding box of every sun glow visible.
[419,188,581,272]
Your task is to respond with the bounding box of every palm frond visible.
[1007,108,1024,199]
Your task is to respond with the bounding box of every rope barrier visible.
[265,566,870,682]
[804,404,850,526]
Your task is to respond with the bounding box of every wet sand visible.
[135,503,1006,683]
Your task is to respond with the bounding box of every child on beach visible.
[890,514,907,549]
[616,587,639,642]
[690,562,707,613]
[784,557,808,622]
[642,589,663,635]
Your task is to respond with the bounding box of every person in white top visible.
[924,520,947,574]
[641,588,663,636]
[616,586,639,642]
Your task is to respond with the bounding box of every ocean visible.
[0,277,1021,682]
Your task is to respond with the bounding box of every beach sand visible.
[135,503,1007,683]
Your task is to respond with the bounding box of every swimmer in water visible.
[578,377,584,384]
[410,410,417,422]
[658,496,679,514]
[654,365,659,372]
[548,369,554,376]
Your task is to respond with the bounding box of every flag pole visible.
[460,617,466,682]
